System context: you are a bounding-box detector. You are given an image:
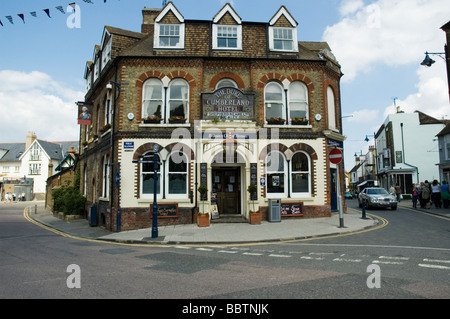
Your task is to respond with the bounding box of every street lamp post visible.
[421,48,450,102]
[132,146,160,238]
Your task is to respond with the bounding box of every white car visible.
[358,187,398,210]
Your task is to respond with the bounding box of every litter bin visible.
[88,205,98,227]
[268,199,281,222]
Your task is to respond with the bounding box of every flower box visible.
[267,118,286,125]
[143,119,162,124]
[291,120,309,125]
[169,119,186,124]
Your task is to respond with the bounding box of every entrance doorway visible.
[211,167,241,215]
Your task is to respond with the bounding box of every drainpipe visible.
[400,123,419,183]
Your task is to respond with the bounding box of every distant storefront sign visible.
[202,87,255,121]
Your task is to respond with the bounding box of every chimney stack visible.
[26,132,37,150]
[141,8,162,34]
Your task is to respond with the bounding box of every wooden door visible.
[212,167,241,215]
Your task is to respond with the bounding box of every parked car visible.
[345,192,354,199]
[358,187,397,210]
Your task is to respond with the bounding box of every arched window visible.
[142,79,163,120]
[288,81,308,121]
[291,152,310,195]
[216,78,238,89]
[167,152,188,198]
[266,151,287,196]
[327,86,336,130]
[168,79,189,120]
[141,153,161,197]
[264,82,285,122]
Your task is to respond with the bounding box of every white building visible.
[375,111,445,194]
[0,132,78,198]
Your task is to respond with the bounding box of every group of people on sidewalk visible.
[408,180,449,209]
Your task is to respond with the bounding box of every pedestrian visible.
[395,184,402,202]
[441,181,449,209]
[431,180,441,208]
[421,181,431,209]
[412,184,419,208]
[389,185,396,195]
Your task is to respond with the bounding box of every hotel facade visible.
[79,2,345,231]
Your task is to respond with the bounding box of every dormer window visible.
[212,3,242,51]
[268,6,299,53]
[159,24,181,47]
[154,2,185,50]
[273,28,294,51]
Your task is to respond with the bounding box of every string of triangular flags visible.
[0,0,112,27]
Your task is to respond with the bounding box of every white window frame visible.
[29,163,41,175]
[327,86,337,130]
[288,81,309,123]
[165,152,189,199]
[264,82,286,123]
[30,144,41,161]
[140,153,162,199]
[216,78,238,89]
[269,27,298,52]
[101,39,112,70]
[168,79,189,121]
[212,24,242,50]
[104,98,112,127]
[101,155,110,199]
[142,78,164,122]
[265,151,287,198]
[154,23,185,50]
[290,151,311,197]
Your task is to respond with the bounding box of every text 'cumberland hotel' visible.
[80,2,345,231]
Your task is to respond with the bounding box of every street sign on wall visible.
[329,148,343,165]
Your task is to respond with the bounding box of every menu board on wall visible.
[281,203,304,216]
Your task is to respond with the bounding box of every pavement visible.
[20,199,450,245]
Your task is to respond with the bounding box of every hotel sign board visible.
[202,87,255,121]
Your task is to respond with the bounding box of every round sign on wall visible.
[329,149,343,164]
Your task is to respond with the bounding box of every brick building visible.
[80,2,345,231]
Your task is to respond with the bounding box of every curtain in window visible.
[169,79,188,119]
[289,82,308,120]
[265,82,285,120]
[142,79,163,119]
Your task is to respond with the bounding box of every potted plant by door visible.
[197,184,209,227]
[198,212,210,227]
[247,184,261,224]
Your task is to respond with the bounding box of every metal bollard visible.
[362,199,367,219]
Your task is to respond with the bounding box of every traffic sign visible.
[329,148,343,164]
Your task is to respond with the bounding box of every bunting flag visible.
[18,14,25,23]
[1,1,114,29]
[55,6,65,14]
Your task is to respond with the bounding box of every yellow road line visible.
[24,206,388,248]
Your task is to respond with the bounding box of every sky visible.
[0,0,449,171]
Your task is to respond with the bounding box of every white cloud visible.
[0,70,84,143]
[339,0,364,16]
[347,109,379,123]
[384,62,449,119]
[323,0,449,82]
